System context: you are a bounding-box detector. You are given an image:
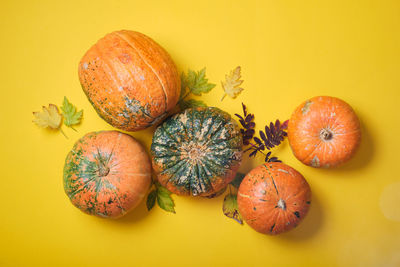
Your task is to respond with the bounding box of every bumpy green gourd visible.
[151,107,243,197]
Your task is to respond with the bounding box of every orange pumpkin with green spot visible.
[288,96,361,168]
[63,131,151,218]
[78,30,180,131]
[238,162,311,235]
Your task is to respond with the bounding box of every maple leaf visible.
[180,68,216,97]
[221,66,244,101]
[178,68,216,110]
[33,104,67,138]
[60,96,83,131]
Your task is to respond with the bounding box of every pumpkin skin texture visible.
[78,30,180,131]
[288,96,361,168]
[237,162,311,235]
[63,131,151,218]
[151,107,243,197]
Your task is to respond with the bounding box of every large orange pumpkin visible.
[63,131,151,218]
[78,30,180,131]
[237,162,311,235]
[288,96,361,168]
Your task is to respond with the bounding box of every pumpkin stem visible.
[98,163,110,177]
[277,198,286,210]
[320,128,333,141]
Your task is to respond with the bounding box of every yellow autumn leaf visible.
[221,66,244,101]
[33,104,67,137]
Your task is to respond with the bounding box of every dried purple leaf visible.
[270,122,275,136]
[235,114,244,120]
[282,120,289,129]
[253,137,262,145]
[244,147,253,153]
[249,150,258,157]
[236,103,288,163]
[275,119,280,129]
[259,131,267,143]
[265,126,272,140]
[242,103,247,116]
[245,115,252,123]
[246,129,255,135]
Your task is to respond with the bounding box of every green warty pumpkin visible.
[151,107,243,196]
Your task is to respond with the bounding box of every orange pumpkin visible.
[78,30,180,131]
[288,96,361,168]
[237,162,311,235]
[63,131,151,218]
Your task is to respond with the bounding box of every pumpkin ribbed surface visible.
[78,30,180,131]
[151,107,243,196]
[63,131,151,218]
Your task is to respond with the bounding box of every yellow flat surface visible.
[1,0,399,266]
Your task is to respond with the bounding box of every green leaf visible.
[157,185,175,213]
[60,96,83,130]
[146,190,157,211]
[157,184,171,195]
[223,194,243,224]
[179,99,207,110]
[230,172,246,188]
[179,73,188,101]
[181,68,216,96]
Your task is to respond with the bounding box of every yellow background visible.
[1,0,399,266]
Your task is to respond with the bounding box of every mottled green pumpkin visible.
[63,131,151,218]
[151,107,243,196]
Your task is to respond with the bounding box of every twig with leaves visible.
[32,96,83,138]
[146,180,176,213]
[234,103,255,145]
[246,119,289,162]
[235,103,288,162]
[178,68,215,109]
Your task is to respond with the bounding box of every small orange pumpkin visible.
[288,96,361,168]
[63,131,151,218]
[237,162,311,235]
[78,30,180,131]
